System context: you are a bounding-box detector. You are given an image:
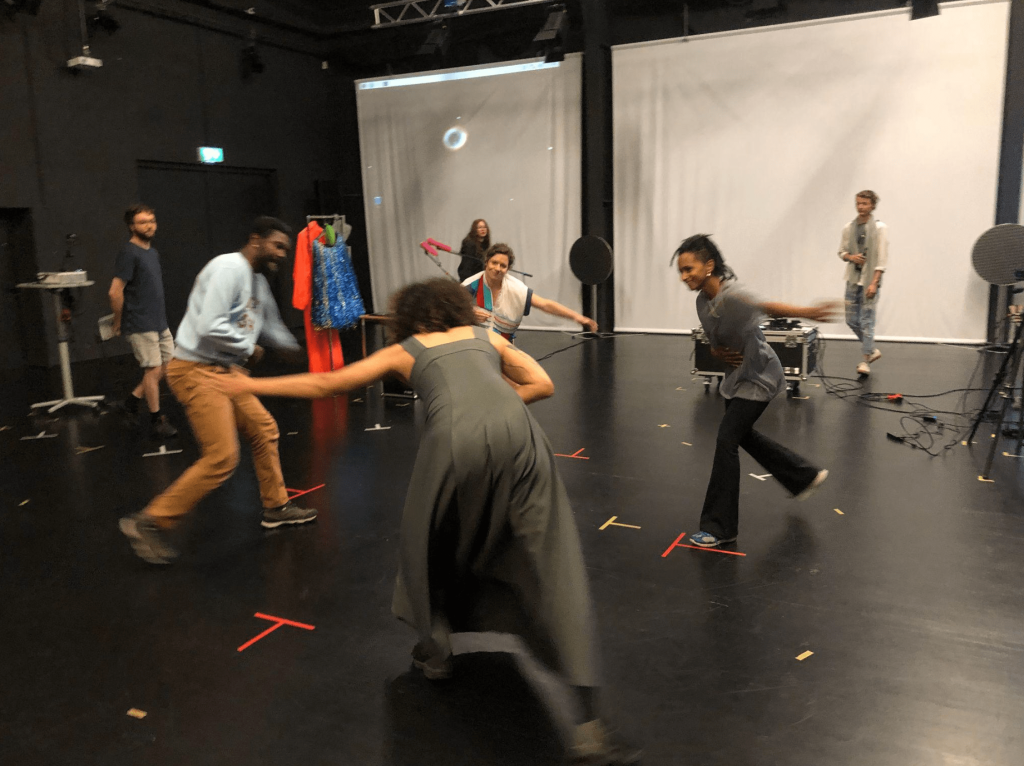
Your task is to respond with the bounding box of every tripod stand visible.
[966,310,1024,480]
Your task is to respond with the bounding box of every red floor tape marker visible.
[661,532,747,558]
[554,448,589,460]
[237,612,315,652]
[285,484,326,500]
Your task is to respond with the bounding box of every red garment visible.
[293,222,344,373]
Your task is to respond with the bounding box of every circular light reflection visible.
[443,127,468,151]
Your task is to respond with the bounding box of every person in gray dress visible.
[218,277,640,765]
[674,234,838,549]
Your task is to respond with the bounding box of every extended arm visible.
[760,301,838,323]
[490,335,554,403]
[223,344,407,399]
[531,294,597,333]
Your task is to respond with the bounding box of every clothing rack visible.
[306,214,345,225]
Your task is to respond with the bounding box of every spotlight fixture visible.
[2,0,43,19]
[241,42,264,77]
[910,0,939,20]
[87,1,119,35]
[533,4,567,64]
[417,22,450,58]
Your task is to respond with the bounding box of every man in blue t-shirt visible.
[108,204,177,438]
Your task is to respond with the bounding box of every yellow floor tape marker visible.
[1004,452,1023,458]
[127,709,147,719]
[978,476,995,483]
[834,509,844,515]
[19,500,29,507]
[681,441,692,446]
[658,424,670,428]
[796,651,814,661]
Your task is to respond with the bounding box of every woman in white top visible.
[461,243,598,339]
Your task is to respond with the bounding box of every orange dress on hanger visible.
[293,221,344,373]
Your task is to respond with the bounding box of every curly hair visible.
[856,189,879,207]
[484,242,515,270]
[388,278,477,343]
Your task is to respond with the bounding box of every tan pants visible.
[145,359,289,527]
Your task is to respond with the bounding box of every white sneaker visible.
[867,349,882,363]
[795,469,828,501]
[857,361,870,375]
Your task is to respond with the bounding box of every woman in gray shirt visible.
[674,235,837,548]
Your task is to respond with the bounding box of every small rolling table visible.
[16,280,105,413]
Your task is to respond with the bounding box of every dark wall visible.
[0,1,357,365]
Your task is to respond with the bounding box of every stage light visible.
[2,0,43,18]
[241,42,264,76]
[911,0,939,20]
[533,5,567,64]
[533,5,567,44]
[417,23,450,58]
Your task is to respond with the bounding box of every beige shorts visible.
[127,329,174,368]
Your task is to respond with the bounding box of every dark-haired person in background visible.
[457,218,490,282]
[119,217,316,565]
[837,190,888,376]
[674,234,837,549]
[215,277,640,765]
[109,204,177,439]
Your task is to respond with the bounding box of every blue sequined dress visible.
[311,239,365,330]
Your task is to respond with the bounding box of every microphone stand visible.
[420,238,533,279]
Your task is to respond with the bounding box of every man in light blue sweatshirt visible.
[119,217,316,564]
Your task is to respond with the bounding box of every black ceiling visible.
[131,0,908,78]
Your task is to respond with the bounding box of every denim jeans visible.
[845,282,878,356]
[698,398,820,540]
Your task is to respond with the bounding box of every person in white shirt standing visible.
[119,216,316,565]
[837,190,888,375]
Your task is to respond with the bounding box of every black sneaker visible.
[261,501,317,529]
[119,513,178,564]
[411,642,453,680]
[566,720,643,766]
[149,415,177,439]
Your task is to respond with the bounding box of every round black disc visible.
[569,235,613,285]
[972,224,1024,285]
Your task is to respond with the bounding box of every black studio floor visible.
[2,332,1024,766]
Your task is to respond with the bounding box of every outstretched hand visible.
[711,346,744,368]
[803,301,841,323]
[212,367,255,398]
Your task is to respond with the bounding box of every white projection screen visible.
[613,0,1010,342]
[356,55,582,329]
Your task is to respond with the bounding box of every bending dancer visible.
[457,218,490,282]
[837,190,888,375]
[218,278,639,765]
[119,217,317,565]
[463,243,598,338]
[674,234,837,549]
